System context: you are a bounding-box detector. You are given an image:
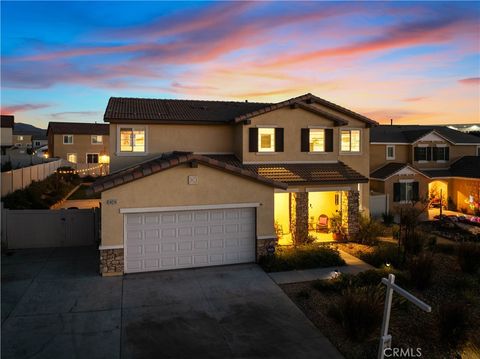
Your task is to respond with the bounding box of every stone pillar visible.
[346,190,360,236]
[256,236,277,260]
[99,248,124,276]
[291,192,308,245]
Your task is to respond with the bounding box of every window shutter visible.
[275,128,284,152]
[325,129,334,152]
[393,183,401,202]
[427,147,432,161]
[301,128,309,152]
[414,147,419,161]
[412,181,419,201]
[445,147,450,161]
[432,147,438,161]
[249,128,258,152]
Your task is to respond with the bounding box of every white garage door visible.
[125,207,256,273]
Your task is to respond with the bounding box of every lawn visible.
[67,183,101,200]
[281,242,480,359]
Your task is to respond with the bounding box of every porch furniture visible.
[315,214,329,233]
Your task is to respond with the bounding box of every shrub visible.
[355,268,409,287]
[354,215,384,245]
[359,244,403,269]
[328,285,384,341]
[382,212,395,226]
[439,302,470,346]
[408,254,434,290]
[311,273,354,293]
[457,243,480,274]
[259,245,345,272]
[403,230,428,255]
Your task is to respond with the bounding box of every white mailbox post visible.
[378,274,432,359]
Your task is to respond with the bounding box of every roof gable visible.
[371,125,480,144]
[370,162,430,180]
[413,130,451,144]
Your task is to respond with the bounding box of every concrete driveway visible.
[1,246,342,359]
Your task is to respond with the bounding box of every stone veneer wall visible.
[100,249,124,276]
[256,237,277,259]
[346,190,360,235]
[294,192,309,243]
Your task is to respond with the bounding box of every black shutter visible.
[325,129,334,152]
[393,183,401,202]
[412,181,419,201]
[301,128,309,152]
[427,147,432,161]
[275,128,284,152]
[414,147,419,161]
[249,128,258,152]
[432,147,438,161]
[445,147,450,161]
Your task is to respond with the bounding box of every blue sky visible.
[1,1,479,128]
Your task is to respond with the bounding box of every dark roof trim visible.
[47,122,109,135]
[91,152,287,193]
[370,163,431,181]
[234,93,377,126]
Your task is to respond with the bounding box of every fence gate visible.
[2,208,99,249]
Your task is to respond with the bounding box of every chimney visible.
[390,118,393,126]
[245,100,248,103]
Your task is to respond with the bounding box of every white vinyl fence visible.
[1,159,64,197]
[370,193,389,218]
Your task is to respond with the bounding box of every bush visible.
[408,254,434,290]
[328,285,384,341]
[403,230,428,255]
[457,243,480,274]
[439,302,470,346]
[382,212,395,226]
[311,273,354,293]
[355,268,409,287]
[354,215,384,245]
[359,244,404,269]
[259,245,345,272]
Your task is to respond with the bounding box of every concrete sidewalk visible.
[269,250,374,284]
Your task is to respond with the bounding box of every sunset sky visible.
[1,1,479,129]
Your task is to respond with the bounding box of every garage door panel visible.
[125,207,255,273]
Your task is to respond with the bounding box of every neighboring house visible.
[92,93,378,275]
[370,125,480,215]
[47,122,110,164]
[32,132,48,149]
[1,115,14,153]
[12,132,32,149]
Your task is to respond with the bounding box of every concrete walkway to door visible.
[1,246,343,359]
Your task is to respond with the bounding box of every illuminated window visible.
[91,135,103,144]
[258,128,275,152]
[67,153,77,163]
[340,130,360,152]
[309,129,325,152]
[120,128,145,152]
[17,136,24,141]
[63,135,73,144]
[86,153,99,164]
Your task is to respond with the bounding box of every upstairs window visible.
[301,128,333,152]
[340,129,360,152]
[120,128,145,152]
[17,135,24,141]
[91,135,103,144]
[309,129,325,152]
[433,147,449,161]
[63,135,73,144]
[258,128,275,152]
[386,145,395,160]
[248,127,284,153]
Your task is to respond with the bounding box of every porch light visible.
[44,153,49,159]
[99,154,110,164]
[385,262,391,268]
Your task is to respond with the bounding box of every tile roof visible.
[90,152,288,193]
[47,122,109,135]
[370,162,430,180]
[371,125,480,144]
[1,115,14,128]
[424,156,480,179]
[104,93,377,126]
[206,155,369,185]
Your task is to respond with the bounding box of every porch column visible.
[291,192,308,244]
[345,190,360,236]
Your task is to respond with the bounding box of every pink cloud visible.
[0,103,51,114]
[403,97,427,102]
[458,77,480,85]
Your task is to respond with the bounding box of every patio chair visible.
[315,214,329,233]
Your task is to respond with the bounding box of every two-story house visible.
[370,125,480,216]
[47,122,110,166]
[91,93,377,276]
[1,115,14,154]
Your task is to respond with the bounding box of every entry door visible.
[125,207,255,273]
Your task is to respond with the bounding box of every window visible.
[340,129,361,152]
[386,145,395,160]
[414,147,428,161]
[309,129,325,152]
[17,135,24,141]
[63,135,73,144]
[67,153,77,163]
[120,128,145,152]
[258,128,275,152]
[34,141,41,146]
[86,153,99,164]
[435,147,449,161]
[91,135,103,144]
[394,181,419,202]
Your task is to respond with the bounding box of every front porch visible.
[274,189,360,246]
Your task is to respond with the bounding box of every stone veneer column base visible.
[347,190,360,236]
[256,237,277,260]
[100,248,124,276]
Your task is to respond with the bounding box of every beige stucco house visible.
[47,122,110,165]
[92,93,377,276]
[370,125,480,216]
